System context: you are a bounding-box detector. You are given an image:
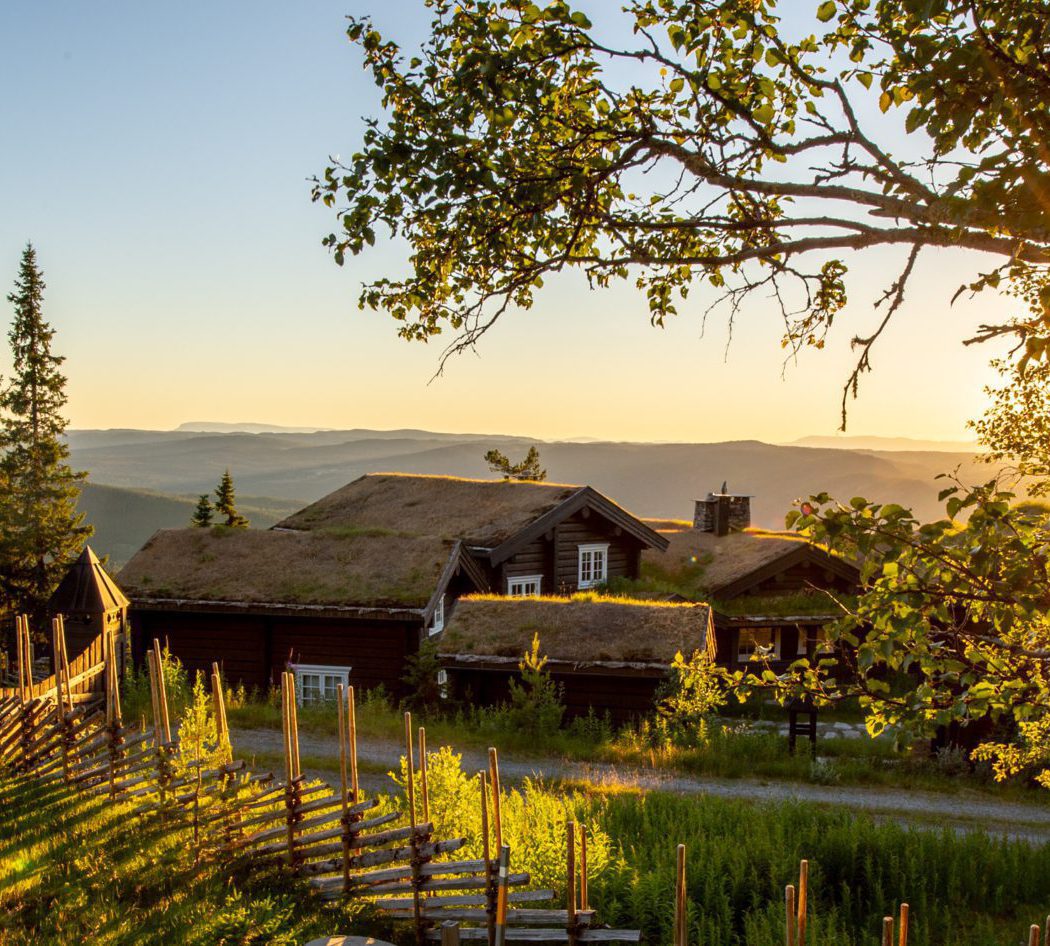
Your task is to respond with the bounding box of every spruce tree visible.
[190,494,214,528]
[0,245,91,625]
[484,446,547,482]
[213,469,248,527]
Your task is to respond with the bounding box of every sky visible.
[0,2,1016,443]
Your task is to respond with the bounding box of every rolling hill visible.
[66,426,1005,568]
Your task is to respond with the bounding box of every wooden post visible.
[348,685,359,802]
[104,623,125,796]
[51,619,69,782]
[488,747,503,850]
[337,683,351,895]
[404,711,422,943]
[882,917,893,946]
[287,670,301,778]
[567,821,577,946]
[152,639,172,744]
[210,663,230,764]
[480,771,495,946]
[675,844,687,946]
[1029,925,1040,946]
[1045,915,1049,946]
[785,885,796,946]
[419,725,430,824]
[579,824,589,912]
[797,859,808,946]
[494,844,510,946]
[282,673,298,869]
[15,615,26,703]
[899,903,909,946]
[441,921,461,946]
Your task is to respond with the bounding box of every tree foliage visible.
[656,649,726,747]
[213,469,248,528]
[0,245,91,624]
[506,633,565,736]
[315,0,1049,421]
[484,445,547,481]
[191,494,214,528]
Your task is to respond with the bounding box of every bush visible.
[504,634,564,738]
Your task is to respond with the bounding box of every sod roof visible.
[640,523,859,600]
[438,594,712,666]
[275,473,582,545]
[118,527,454,609]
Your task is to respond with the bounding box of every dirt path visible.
[230,726,1050,844]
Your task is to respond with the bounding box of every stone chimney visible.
[693,486,752,536]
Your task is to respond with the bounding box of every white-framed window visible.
[797,626,832,656]
[737,628,781,663]
[507,575,543,597]
[429,595,445,637]
[577,544,609,588]
[290,664,351,704]
[437,668,448,699]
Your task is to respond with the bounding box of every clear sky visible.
[0,2,1014,443]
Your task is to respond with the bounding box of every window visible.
[577,544,609,588]
[429,595,445,637]
[736,628,780,663]
[507,575,543,597]
[797,626,832,656]
[436,668,448,700]
[290,664,351,704]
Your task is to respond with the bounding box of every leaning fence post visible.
[488,747,503,850]
[337,683,351,896]
[494,844,510,946]
[567,820,577,946]
[348,684,359,802]
[785,885,796,946]
[899,903,909,946]
[419,725,430,824]
[480,771,495,946]
[579,823,589,912]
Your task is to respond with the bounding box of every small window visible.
[737,628,780,663]
[429,595,445,637]
[290,663,351,704]
[577,544,609,589]
[797,626,832,656]
[437,668,448,699]
[507,575,543,597]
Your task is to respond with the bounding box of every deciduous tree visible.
[0,245,91,626]
[315,0,1049,423]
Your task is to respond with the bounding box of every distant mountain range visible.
[787,435,982,453]
[66,426,999,568]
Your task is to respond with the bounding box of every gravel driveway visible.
[229,726,1050,844]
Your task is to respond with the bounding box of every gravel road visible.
[230,726,1050,844]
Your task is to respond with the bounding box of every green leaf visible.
[816,1,837,23]
[879,91,892,112]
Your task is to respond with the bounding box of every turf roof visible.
[438,593,712,665]
[275,473,581,545]
[118,527,453,609]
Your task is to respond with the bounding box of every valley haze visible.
[68,424,993,567]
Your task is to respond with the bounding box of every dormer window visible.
[429,595,445,636]
[577,544,608,589]
[507,575,542,597]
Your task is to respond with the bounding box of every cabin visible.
[436,594,713,723]
[641,488,860,673]
[119,473,668,700]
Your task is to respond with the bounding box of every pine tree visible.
[0,244,91,625]
[213,469,248,527]
[483,446,547,481]
[190,494,214,528]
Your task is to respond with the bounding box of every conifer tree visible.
[484,446,547,482]
[213,469,248,527]
[190,494,214,528]
[0,245,91,624]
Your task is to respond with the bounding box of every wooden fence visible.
[0,619,640,946]
[0,615,120,704]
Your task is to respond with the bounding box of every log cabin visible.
[437,594,713,723]
[118,473,668,700]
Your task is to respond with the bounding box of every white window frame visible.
[507,575,543,597]
[736,628,781,663]
[290,663,351,705]
[436,668,449,699]
[577,543,609,589]
[797,626,832,656]
[428,595,446,637]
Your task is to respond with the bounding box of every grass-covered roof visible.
[118,526,453,609]
[275,472,581,546]
[438,593,712,666]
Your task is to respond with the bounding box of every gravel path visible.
[230,726,1050,844]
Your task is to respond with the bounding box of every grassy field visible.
[2,755,1048,946]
